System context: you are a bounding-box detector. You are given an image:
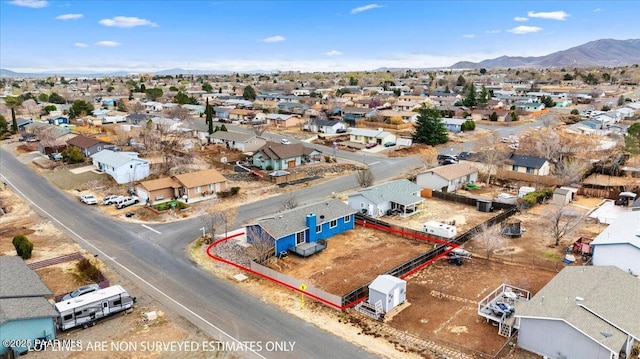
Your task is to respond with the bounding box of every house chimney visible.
[306,213,317,243]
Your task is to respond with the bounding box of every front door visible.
[287,159,296,168]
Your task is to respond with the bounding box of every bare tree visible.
[280,193,298,211]
[22,99,39,118]
[245,225,275,264]
[545,204,585,246]
[251,121,269,137]
[555,158,589,185]
[472,222,504,259]
[474,131,509,186]
[165,106,191,121]
[131,102,145,113]
[355,167,374,187]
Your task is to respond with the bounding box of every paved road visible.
[1,146,386,359]
[2,141,423,358]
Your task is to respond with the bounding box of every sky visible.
[1,0,639,73]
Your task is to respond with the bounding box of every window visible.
[512,165,519,171]
[361,202,366,208]
[63,314,73,321]
[316,225,321,233]
[296,231,305,245]
[114,299,122,306]
[344,215,350,223]
[330,219,337,228]
[208,184,213,191]
[526,167,535,174]
[195,186,201,193]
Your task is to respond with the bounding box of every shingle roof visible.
[138,177,181,192]
[421,163,479,181]
[0,256,52,298]
[314,119,341,127]
[173,168,227,189]
[591,211,640,248]
[517,266,640,353]
[66,135,108,149]
[350,179,423,206]
[210,131,255,143]
[0,297,57,325]
[91,150,148,168]
[509,154,548,169]
[253,199,356,239]
[257,142,316,160]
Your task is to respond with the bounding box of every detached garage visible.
[368,275,406,313]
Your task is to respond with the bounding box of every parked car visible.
[62,283,100,301]
[365,142,377,149]
[48,152,63,161]
[383,142,396,147]
[114,196,139,209]
[80,195,98,205]
[103,195,123,205]
[336,128,347,134]
[280,138,292,145]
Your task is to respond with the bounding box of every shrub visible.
[76,258,104,282]
[461,120,476,131]
[218,187,241,198]
[265,165,273,171]
[490,112,498,122]
[570,109,579,115]
[12,234,33,259]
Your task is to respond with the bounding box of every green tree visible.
[541,95,555,108]
[68,100,94,119]
[479,68,487,75]
[37,93,49,103]
[205,98,214,135]
[461,120,476,131]
[462,83,477,107]
[625,122,640,154]
[618,95,625,106]
[145,88,163,101]
[202,82,213,93]
[63,146,84,163]
[169,86,179,91]
[0,115,8,136]
[509,111,518,122]
[116,100,128,112]
[243,85,256,100]
[349,76,358,86]
[563,73,574,81]
[140,83,147,93]
[456,75,466,87]
[5,96,21,133]
[412,105,448,145]
[48,92,66,104]
[570,109,580,115]
[43,105,57,114]
[490,112,498,121]
[478,85,489,107]
[220,124,228,131]
[12,234,33,259]
[174,91,191,105]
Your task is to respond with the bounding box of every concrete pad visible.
[588,200,629,224]
[233,273,249,282]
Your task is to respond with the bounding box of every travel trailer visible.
[55,285,136,330]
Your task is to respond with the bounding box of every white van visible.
[114,196,139,209]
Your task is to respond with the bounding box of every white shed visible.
[368,275,406,313]
[552,188,572,206]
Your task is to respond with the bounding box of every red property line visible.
[205,224,456,310]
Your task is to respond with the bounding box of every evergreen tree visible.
[5,96,20,134]
[243,85,256,100]
[478,85,489,107]
[412,106,448,145]
[205,98,214,135]
[462,83,477,107]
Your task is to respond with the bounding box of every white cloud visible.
[99,16,158,28]
[261,35,285,43]
[73,42,88,48]
[462,34,475,39]
[507,25,543,34]
[9,0,48,8]
[485,29,501,34]
[95,41,121,47]
[593,8,602,12]
[324,50,343,56]
[514,16,528,22]
[56,13,83,20]
[351,4,382,14]
[527,10,570,20]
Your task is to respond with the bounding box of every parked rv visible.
[422,221,457,239]
[55,285,136,331]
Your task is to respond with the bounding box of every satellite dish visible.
[600,331,612,338]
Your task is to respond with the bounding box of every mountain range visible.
[450,38,640,69]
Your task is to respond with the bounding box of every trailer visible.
[422,221,457,239]
[55,285,136,331]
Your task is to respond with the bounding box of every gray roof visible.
[313,119,342,127]
[210,131,255,143]
[253,199,356,239]
[591,211,640,249]
[348,128,392,138]
[517,266,640,353]
[369,275,405,294]
[0,297,57,325]
[554,188,571,195]
[509,154,548,169]
[349,179,423,206]
[0,256,52,298]
[91,150,148,168]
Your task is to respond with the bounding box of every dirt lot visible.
[270,226,437,295]
[389,258,557,356]
[0,188,227,359]
[383,197,498,234]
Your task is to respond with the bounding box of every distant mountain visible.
[450,38,640,69]
[0,67,275,78]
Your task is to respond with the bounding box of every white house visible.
[304,119,346,134]
[416,163,479,192]
[590,211,640,275]
[209,131,266,152]
[515,266,640,359]
[348,179,423,218]
[348,128,396,146]
[91,150,150,184]
[368,275,406,313]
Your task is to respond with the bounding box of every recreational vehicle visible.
[422,221,457,239]
[55,285,136,331]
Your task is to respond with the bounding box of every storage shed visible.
[368,275,406,313]
[552,188,572,206]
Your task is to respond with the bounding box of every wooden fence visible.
[495,169,561,187]
[270,172,306,184]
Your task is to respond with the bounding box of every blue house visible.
[443,118,466,133]
[0,257,57,356]
[246,199,356,257]
[47,116,69,125]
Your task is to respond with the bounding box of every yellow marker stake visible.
[299,283,307,309]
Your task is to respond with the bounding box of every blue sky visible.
[1,0,639,73]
